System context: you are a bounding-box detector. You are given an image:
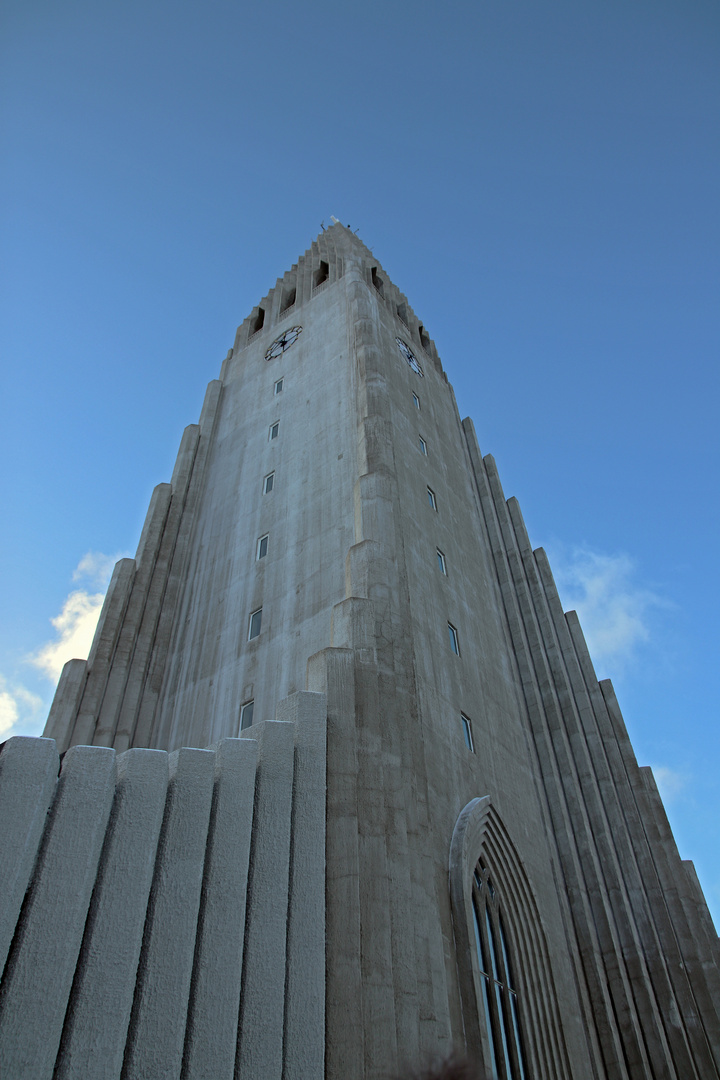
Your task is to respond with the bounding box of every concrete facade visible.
[0,694,325,1080]
[0,223,717,1077]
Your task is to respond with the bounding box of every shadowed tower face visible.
[14,222,717,1080]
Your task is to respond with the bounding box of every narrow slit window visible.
[263,471,275,494]
[251,307,265,335]
[419,435,427,456]
[427,486,437,510]
[274,378,284,395]
[473,901,498,1067]
[437,548,447,575]
[397,302,408,325]
[413,392,420,409]
[461,713,474,751]
[248,608,262,640]
[419,324,430,350]
[257,534,269,560]
[269,422,279,440]
[448,622,460,655]
[371,266,384,295]
[313,260,329,288]
[240,699,255,730]
[471,864,528,1080]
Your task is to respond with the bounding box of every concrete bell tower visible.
[0,223,718,1080]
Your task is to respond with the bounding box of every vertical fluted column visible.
[0,745,116,1079]
[55,748,168,1080]
[462,418,624,1080]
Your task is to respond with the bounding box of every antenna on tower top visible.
[330,215,340,224]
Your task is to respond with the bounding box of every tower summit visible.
[1,224,718,1079]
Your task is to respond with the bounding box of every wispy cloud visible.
[72,551,119,588]
[26,551,125,683]
[651,764,688,803]
[549,546,670,671]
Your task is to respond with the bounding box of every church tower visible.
[0,223,718,1079]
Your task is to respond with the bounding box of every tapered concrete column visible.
[54,748,169,1080]
[307,646,366,1078]
[237,721,295,1080]
[182,736,258,1080]
[0,745,116,1080]
[122,747,215,1080]
[275,691,327,1080]
[0,737,59,973]
[43,660,86,753]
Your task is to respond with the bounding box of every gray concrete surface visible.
[0,744,116,1080]
[181,736,257,1080]
[54,748,169,1080]
[122,746,215,1079]
[0,737,59,973]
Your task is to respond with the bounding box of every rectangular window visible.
[274,378,284,395]
[427,486,437,510]
[448,622,460,655]
[412,392,420,409]
[269,422,279,440]
[263,471,274,494]
[257,534,269,560]
[461,713,474,751]
[250,307,265,336]
[248,608,262,640]
[419,436,427,455]
[437,548,447,575]
[313,260,329,288]
[240,700,255,730]
[280,285,296,313]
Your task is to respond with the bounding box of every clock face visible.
[396,337,424,377]
[265,325,302,361]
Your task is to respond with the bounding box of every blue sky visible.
[1,0,718,923]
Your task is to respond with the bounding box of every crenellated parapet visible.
[228,222,443,377]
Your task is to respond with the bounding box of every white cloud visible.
[651,764,688,803]
[28,589,106,683]
[0,685,19,739]
[0,551,123,742]
[25,550,124,684]
[549,546,669,670]
[0,675,44,740]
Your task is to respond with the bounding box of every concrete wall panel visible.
[1,694,327,1079]
[0,737,59,973]
[182,736,258,1080]
[55,748,169,1080]
[122,747,215,1079]
[276,692,327,1080]
[236,720,295,1080]
[0,744,116,1080]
